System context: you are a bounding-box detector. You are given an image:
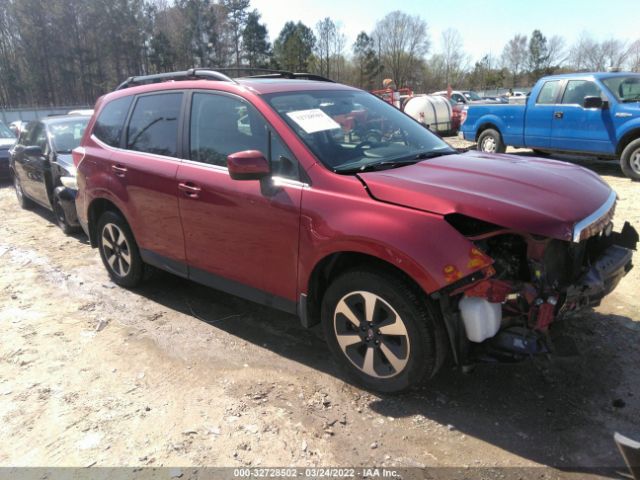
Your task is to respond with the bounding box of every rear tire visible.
[620,138,640,181]
[14,174,34,209]
[96,211,145,288]
[477,128,506,154]
[321,268,447,393]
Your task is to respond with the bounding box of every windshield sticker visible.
[286,109,341,134]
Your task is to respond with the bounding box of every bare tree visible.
[628,39,640,72]
[371,11,430,87]
[570,33,628,71]
[601,38,629,70]
[440,28,467,86]
[315,17,336,77]
[501,33,527,86]
[545,35,566,69]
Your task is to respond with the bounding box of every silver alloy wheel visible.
[631,147,640,175]
[481,136,496,152]
[333,291,410,379]
[101,223,132,277]
[14,176,23,203]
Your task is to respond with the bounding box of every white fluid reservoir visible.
[459,296,502,343]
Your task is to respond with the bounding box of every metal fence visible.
[0,106,92,125]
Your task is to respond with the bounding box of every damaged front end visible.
[439,193,638,365]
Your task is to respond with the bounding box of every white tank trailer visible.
[403,95,454,135]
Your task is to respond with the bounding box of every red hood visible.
[358,151,612,241]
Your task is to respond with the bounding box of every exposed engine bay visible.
[441,213,639,364]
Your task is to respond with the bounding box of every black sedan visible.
[10,115,89,234]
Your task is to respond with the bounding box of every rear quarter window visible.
[93,96,134,147]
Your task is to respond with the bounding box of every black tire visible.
[477,128,506,154]
[13,174,34,209]
[620,138,640,181]
[96,210,145,288]
[321,268,447,393]
[52,196,77,235]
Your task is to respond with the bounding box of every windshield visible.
[602,75,640,103]
[47,117,89,153]
[464,91,482,101]
[263,90,455,173]
[0,122,14,139]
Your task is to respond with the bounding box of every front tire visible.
[321,268,446,393]
[97,211,145,287]
[620,138,640,181]
[53,196,77,235]
[477,128,506,154]
[14,174,34,209]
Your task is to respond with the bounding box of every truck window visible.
[536,81,561,104]
[561,80,602,105]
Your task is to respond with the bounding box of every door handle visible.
[111,164,128,177]
[554,111,564,119]
[178,181,202,198]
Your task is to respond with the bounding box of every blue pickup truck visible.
[460,72,640,179]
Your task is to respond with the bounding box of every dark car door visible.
[176,91,303,310]
[14,122,51,207]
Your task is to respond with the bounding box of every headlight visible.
[60,176,77,189]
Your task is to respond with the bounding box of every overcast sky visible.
[249,0,639,62]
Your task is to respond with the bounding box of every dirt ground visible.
[0,140,639,478]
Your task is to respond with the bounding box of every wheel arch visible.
[616,127,640,156]
[475,121,501,141]
[304,251,433,329]
[87,197,129,247]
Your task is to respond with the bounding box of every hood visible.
[358,151,612,241]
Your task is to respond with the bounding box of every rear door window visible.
[536,80,562,104]
[126,92,183,157]
[94,96,133,147]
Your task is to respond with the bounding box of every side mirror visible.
[583,96,603,109]
[227,150,270,181]
[24,145,43,157]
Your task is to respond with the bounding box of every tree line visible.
[0,0,639,108]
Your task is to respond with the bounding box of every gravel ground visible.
[0,140,638,478]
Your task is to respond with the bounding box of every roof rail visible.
[217,67,335,83]
[115,68,235,90]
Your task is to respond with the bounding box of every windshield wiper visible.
[337,150,457,174]
[621,96,640,103]
[413,150,457,160]
[337,159,418,174]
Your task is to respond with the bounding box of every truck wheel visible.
[97,211,145,288]
[620,138,640,181]
[321,268,447,393]
[477,129,506,154]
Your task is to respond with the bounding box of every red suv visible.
[74,69,637,392]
